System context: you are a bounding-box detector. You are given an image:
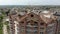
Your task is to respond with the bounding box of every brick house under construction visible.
[8,10,58,34]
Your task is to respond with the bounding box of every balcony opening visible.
[40,23,44,25]
[20,21,24,26]
[21,21,24,23]
[34,22,38,26]
[40,32,44,34]
[34,22,37,24]
[31,14,34,17]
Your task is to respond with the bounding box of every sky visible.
[0,0,60,5]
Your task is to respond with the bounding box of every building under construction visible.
[8,8,58,34]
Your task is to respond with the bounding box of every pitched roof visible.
[10,11,57,24]
[18,12,57,24]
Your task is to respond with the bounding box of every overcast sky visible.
[0,0,60,5]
